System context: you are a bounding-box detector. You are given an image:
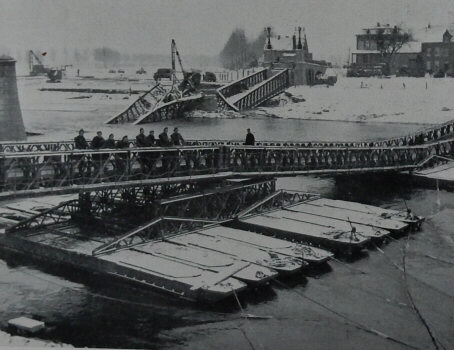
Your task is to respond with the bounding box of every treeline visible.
[219,28,266,70]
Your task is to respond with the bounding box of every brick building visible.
[262,27,332,85]
[350,23,454,77]
[421,29,454,75]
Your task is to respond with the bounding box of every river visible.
[0,76,452,349]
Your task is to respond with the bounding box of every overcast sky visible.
[1,0,454,62]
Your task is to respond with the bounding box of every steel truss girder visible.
[91,216,219,256]
[91,187,314,257]
[6,200,79,233]
[0,139,454,195]
[78,178,275,221]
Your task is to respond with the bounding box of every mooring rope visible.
[272,279,421,350]
[231,287,263,350]
[401,234,447,350]
[373,243,454,299]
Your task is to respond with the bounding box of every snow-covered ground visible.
[15,73,454,143]
[0,330,71,347]
[257,75,454,125]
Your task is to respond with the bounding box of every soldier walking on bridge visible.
[115,135,130,177]
[146,130,156,147]
[159,127,173,173]
[136,128,147,147]
[245,128,255,146]
[74,129,89,178]
[159,127,171,147]
[136,128,148,174]
[171,127,185,146]
[145,130,157,172]
[91,131,105,176]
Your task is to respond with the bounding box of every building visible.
[350,23,423,76]
[262,27,332,85]
[421,29,454,75]
[350,23,454,77]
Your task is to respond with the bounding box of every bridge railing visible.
[0,140,452,194]
[0,146,223,192]
[3,118,454,154]
[217,68,268,99]
[232,69,289,111]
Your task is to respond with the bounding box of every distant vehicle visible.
[396,67,425,78]
[203,71,217,82]
[153,68,172,81]
[434,70,446,78]
[136,67,147,74]
[118,69,125,74]
[108,69,116,73]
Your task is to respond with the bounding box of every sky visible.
[1,0,454,64]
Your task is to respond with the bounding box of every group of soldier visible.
[72,126,255,177]
[73,127,186,176]
[74,127,185,151]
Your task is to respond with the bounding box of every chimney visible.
[292,33,297,50]
[297,27,303,49]
[266,27,272,50]
[0,56,26,141]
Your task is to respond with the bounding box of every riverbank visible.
[0,329,71,347]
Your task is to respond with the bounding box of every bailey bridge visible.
[0,119,453,198]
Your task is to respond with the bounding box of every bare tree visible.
[375,25,412,74]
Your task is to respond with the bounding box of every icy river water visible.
[0,76,453,349]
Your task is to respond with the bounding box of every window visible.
[426,47,432,56]
[363,55,369,64]
[426,61,432,70]
[434,47,441,56]
[434,60,440,69]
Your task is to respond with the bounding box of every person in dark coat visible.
[145,130,158,171]
[245,128,255,146]
[146,130,156,147]
[171,127,184,146]
[136,128,147,147]
[102,133,116,149]
[75,129,88,149]
[116,135,130,149]
[99,133,115,174]
[115,135,130,175]
[159,127,171,147]
[136,128,148,172]
[74,129,89,177]
[91,131,104,149]
[91,131,105,173]
[158,127,172,172]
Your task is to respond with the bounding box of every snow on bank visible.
[0,329,71,347]
[258,76,454,125]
